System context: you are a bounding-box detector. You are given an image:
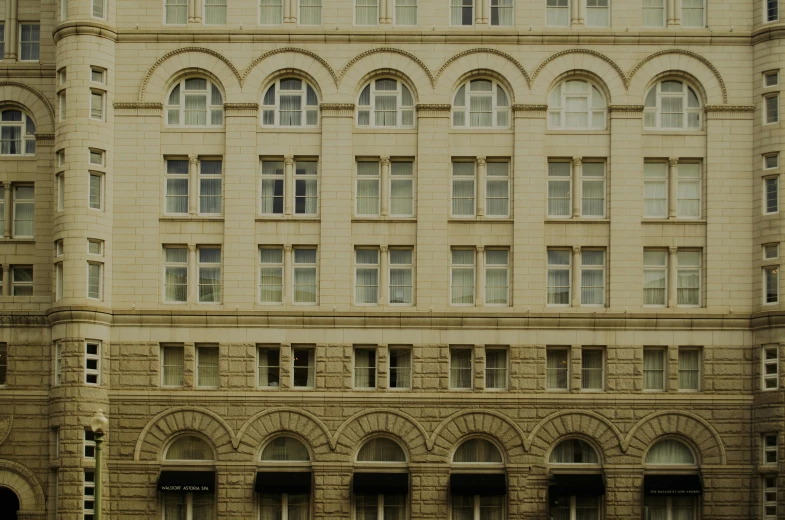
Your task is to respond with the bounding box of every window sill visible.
[642,130,706,136]
[642,218,706,224]
[160,216,225,222]
[0,156,37,160]
[352,217,417,223]
[256,216,321,222]
[545,130,610,135]
[260,127,321,133]
[450,128,513,133]
[448,218,513,223]
[544,218,609,223]
[0,238,35,244]
[161,127,225,133]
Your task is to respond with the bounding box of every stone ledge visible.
[53,21,118,43]
[113,102,163,116]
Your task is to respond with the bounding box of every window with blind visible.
[546,249,570,305]
[354,347,377,388]
[580,250,605,306]
[546,0,569,26]
[262,78,319,127]
[165,0,188,24]
[676,162,701,218]
[259,247,283,304]
[644,80,701,130]
[199,160,222,215]
[87,262,102,300]
[643,249,667,306]
[258,346,281,387]
[295,160,318,215]
[490,0,513,25]
[389,347,412,389]
[450,347,472,389]
[13,185,34,238]
[197,345,219,387]
[165,160,189,215]
[389,248,413,305]
[394,0,417,24]
[485,348,507,390]
[204,0,227,24]
[163,247,188,303]
[89,173,103,210]
[356,0,379,24]
[390,161,415,216]
[19,24,40,61]
[452,79,510,128]
[585,0,609,26]
[678,348,700,391]
[546,347,568,390]
[197,247,221,303]
[485,249,509,306]
[642,0,664,26]
[161,345,185,387]
[292,346,315,388]
[486,161,510,217]
[90,90,104,120]
[294,248,318,304]
[356,161,381,216]
[261,160,285,214]
[451,0,474,25]
[547,161,571,217]
[299,0,322,24]
[765,94,780,124]
[166,77,223,126]
[643,348,666,391]
[451,249,475,305]
[676,250,700,307]
[765,176,779,214]
[357,79,415,128]
[451,161,476,217]
[681,0,704,27]
[355,249,379,304]
[581,348,604,390]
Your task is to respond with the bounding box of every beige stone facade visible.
[0,0,781,518]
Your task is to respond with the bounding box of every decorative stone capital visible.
[477,246,485,253]
[284,245,293,252]
[512,104,548,119]
[224,102,259,116]
[189,155,199,165]
[477,156,486,166]
[609,105,644,118]
[669,246,678,255]
[380,245,389,253]
[320,103,355,117]
[572,246,581,254]
[34,133,54,145]
[187,244,197,253]
[113,102,163,116]
[668,157,679,167]
[572,157,582,167]
[285,155,294,166]
[381,156,390,167]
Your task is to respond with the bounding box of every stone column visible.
[380,156,390,216]
[188,244,197,303]
[668,157,678,219]
[189,155,199,215]
[668,246,678,308]
[572,246,581,307]
[575,0,585,24]
[283,245,293,305]
[572,157,582,218]
[570,0,580,26]
[380,245,389,305]
[474,344,486,389]
[313,464,352,520]
[4,0,17,61]
[285,155,294,216]
[476,156,486,217]
[283,0,293,23]
[3,182,11,238]
[1,264,8,296]
[476,246,485,305]
[377,344,389,389]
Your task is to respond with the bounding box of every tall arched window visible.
[1,108,36,155]
[258,437,312,520]
[452,79,510,129]
[451,439,505,520]
[357,78,415,128]
[548,79,607,130]
[549,438,600,464]
[644,80,701,130]
[644,439,700,520]
[354,437,408,520]
[262,78,319,127]
[160,435,216,520]
[548,439,603,520]
[166,77,224,127]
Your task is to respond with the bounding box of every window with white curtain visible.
[764,475,777,520]
[166,77,223,127]
[765,94,779,124]
[165,0,188,24]
[199,160,222,215]
[451,249,475,305]
[356,0,379,24]
[294,248,318,304]
[358,437,407,462]
[262,78,319,126]
[452,79,510,128]
[581,162,605,217]
[452,161,476,217]
[681,0,704,27]
[198,247,221,303]
[356,493,405,520]
[294,160,318,215]
[12,185,34,238]
[485,348,507,390]
[299,0,322,24]
[162,436,216,519]
[585,0,609,26]
[767,0,779,21]
[546,249,570,305]
[450,347,473,389]
[391,161,415,216]
[165,159,189,215]
[643,249,667,306]
[676,250,700,307]
[454,438,503,463]
[197,345,219,387]
[550,496,600,520]
[87,261,102,300]
[765,176,779,214]
[548,80,607,130]
[547,161,571,217]
[395,0,417,24]
[546,347,568,390]
[490,0,513,25]
[644,80,701,130]
[259,247,283,304]
[19,24,40,61]
[355,249,380,304]
[546,0,569,26]
[85,342,100,385]
[765,265,779,304]
[642,0,664,26]
[452,495,504,520]
[389,248,414,305]
[678,348,700,390]
[258,345,281,387]
[261,160,285,215]
[357,161,381,216]
[164,246,188,303]
[357,79,415,128]
[12,266,33,296]
[451,0,474,25]
[486,161,510,217]
[645,439,694,464]
[580,250,605,306]
[549,438,599,463]
[643,348,665,391]
[389,347,412,389]
[161,345,185,386]
[485,249,509,306]
[260,0,283,23]
[262,436,310,461]
[676,162,701,218]
[763,345,779,390]
[166,435,214,460]
[89,172,103,210]
[1,109,36,156]
[292,346,315,388]
[204,0,227,24]
[354,346,377,388]
[581,348,603,390]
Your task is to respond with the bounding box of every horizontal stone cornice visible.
[319,103,354,116]
[609,104,644,118]
[34,133,54,144]
[513,104,547,118]
[415,103,451,117]
[224,102,259,116]
[113,101,163,116]
[53,21,119,43]
[705,105,755,120]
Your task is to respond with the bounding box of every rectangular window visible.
[764,433,779,464]
[678,348,700,391]
[486,161,510,217]
[547,161,571,217]
[55,262,63,301]
[765,153,780,170]
[643,161,667,218]
[293,247,318,304]
[91,67,105,84]
[165,159,189,215]
[643,249,667,306]
[390,161,414,216]
[58,68,67,85]
[56,175,64,212]
[585,0,609,26]
[205,0,227,23]
[680,0,704,27]
[581,162,605,217]
[165,0,188,24]
[450,347,472,389]
[643,348,666,391]
[490,0,513,25]
[452,161,476,217]
[292,346,315,388]
[88,239,103,256]
[261,160,284,214]
[763,345,779,390]
[354,347,377,388]
[450,0,473,25]
[356,0,378,24]
[199,159,222,215]
[765,176,779,214]
[161,345,185,387]
[642,0,664,26]
[89,173,102,210]
[61,0,68,20]
[389,347,411,389]
[19,24,40,61]
[55,344,62,385]
[0,344,7,386]
[768,0,779,21]
[485,348,507,390]
[0,186,5,229]
[197,345,219,387]
[580,250,605,306]
[163,247,188,303]
[294,160,318,215]
[57,149,66,166]
[676,162,701,218]
[547,249,571,305]
[89,150,104,167]
[389,248,413,305]
[92,0,106,18]
[13,185,34,238]
[356,161,380,216]
[546,0,569,26]
[485,249,509,306]
[59,91,66,121]
[87,262,102,300]
[546,347,569,390]
[765,243,780,260]
[260,0,283,24]
[677,250,701,306]
[197,247,221,303]
[90,90,104,120]
[766,94,779,124]
[83,471,95,520]
[258,346,280,388]
[581,347,604,390]
[765,266,779,304]
[299,0,322,24]
[11,266,33,296]
[764,476,777,520]
[0,24,5,59]
[355,249,379,304]
[451,249,475,305]
[394,0,417,24]
[259,247,283,304]
[84,429,96,458]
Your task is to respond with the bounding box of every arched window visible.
[161,435,216,520]
[1,109,36,155]
[549,439,600,464]
[355,438,408,520]
[645,439,695,464]
[453,438,503,463]
[262,78,319,127]
[261,436,311,461]
[165,77,224,127]
[357,437,407,462]
[644,80,701,130]
[548,79,607,130]
[452,79,510,129]
[165,435,215,460]
[357,78,415,128]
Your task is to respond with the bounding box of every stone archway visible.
[0,486,20,520]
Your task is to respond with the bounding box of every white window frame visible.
[394,0,418,25]
[164,0,188,25]
[291,346,315,389]
[197,246,221,304]
[87,261,103,300]
[765,176,780,214]
[261,78,319,127]
[294,159,319,215]
[261,159,285,215]
[581,162,606,217]
[580,249,605,306]
[449,346,473,390]
[163,246,188,303]
[89,148,104,166]
[547,161,571,218]
[490,0,513,25]
[389,248,414,305]
[84,428,96,458]
[90,89,105,121]
[764,265,779,305]
[355,248,380,305]
[581,347,604,391]
[55,261,63,301]
[56,174,64,212]
[643,347,666,391]
[11,265,33,296]
[259,246,284,304]
[484,347,508,390]
[58,91,66,121]
[196,344,220,388]
[90,67,106,85]
[356,160,381,217]
[675,162,701,219]
[643,249,667,307]
[299,0,322,24]
[451,161,476,217]
[546,249,571,306]
[388,347,412,390]
[484,249,509,306]
[451,79,510,129]
[450,0,474,25]
[54,343,62,385]
[546,346,569,390]
[0,108,37,156]
[293,247,318,305]
[677,347,701,391]
[353,346,378,389]
[451,495,505,520]
[19,23,40,62]
[356,79,415,128]
[485,161,510,218]
[680,0,705,27]
[355,0,379,25]
[764,243,780,260]
[161,344,185,387]
[451,249,476,306]
[390,160,415,217]
[164,159,189,216]
[198,159,223,216]
[764,476,778,520]
[546,0,570,26]
[261,493,311,520]
[354,494,407,520]
[13,185,34,238]
[764,433,778,465]
[766,0,779,21]
[257,345,281,388]
[644,80,702,130]
[642,0,665,26]
[165,77,224,127]
[585,0,609,28]
[764,153,780,170]
[676,250,701,307]
[763,345,779,390]
[765,94,780,125]
[83,470,95,519]
[204,0,228,24]
[89,171,103,211]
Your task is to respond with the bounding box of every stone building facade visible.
[0,0,781,518]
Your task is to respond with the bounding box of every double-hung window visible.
[197,345,219,387]
[354,346,377,388]
[389,248,413,305]
[13,186,34,238]
[1,109,36,156]
[84,429,96,457]
[642,0,665,26]
[546,249,570,305]
[676,250,701,307]
[59,91,67,121]
[486,161,510,217]
[389,347,412,389]
[0,344,6,386]
[547,161,571,217]
[19,24,40,61]
[764,434,778,464]
[765,94,779,125]
[89,172,103,210]
[197,247,221,303]
[450,347,472,389]
[581,162,605,217]
[765,176,779,214]
[764,264,779,304]
[764,476,777,520]
[678,348,700,390]
[546,0,569,26]
[585,0,609,26]
[451,249,475,305]
[390,161,414,216]
[394,0,417,24]
[84,471,95,520]
[87,260,102,300]
[580,249,605,306]
[161,344,185,387]
[681,0,704,27]
[485,249,509,306]
[451,0,474,25]
[490,0,513,25]
[11,266,33,296]
[763,345,779,390]
[90,90,105,121]
[293,248,318,304]
[485,347,507,390]
[581,347,604,390]
[355,249,380,304]
[165,159,189,215]
[356,161,381,216]
[294,160,318,215]
[356,0,379,24]
[165,0,188,24]
[677,162,701,218]
[292,346,315,388]
[85,342,100,385]
[199,160,222,215]
[546,347,569,390]
[205,0,227,24]
[258,345,281,388]
[163,247,188,303]
[259,247,283,303]
[261,160,285,215]
[643,347,666,391]
[452,162,476,217]
[54,344,62,385]
[643,162,667,218]
[765,152,779,170]
[767,0,779,21]
[92,0,106,18]
[260,0,283,24]
[299,0,322,24]
[643,249,667,306]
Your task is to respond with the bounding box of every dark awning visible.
[255,471,312,494]
[549,473,605,496]
[450,473,507,496]
[644,474,702,496]
[158,470,215,493]
[352,472,409,494]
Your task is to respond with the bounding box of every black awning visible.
[157,471,215,493]
[644,474,702,496]
[450,473,507,496]
[352,472,409,494]
[549,473,606,497]
[255,471,312,494]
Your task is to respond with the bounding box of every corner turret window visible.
[357,79,415,128]
[166,78,224,127]
[1,109,36,156]
[262,78,319,127]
